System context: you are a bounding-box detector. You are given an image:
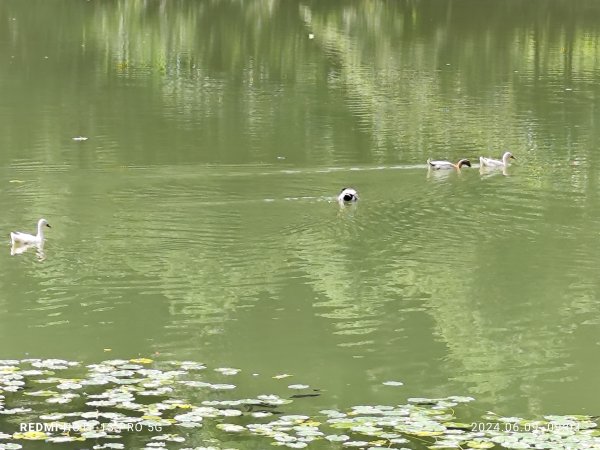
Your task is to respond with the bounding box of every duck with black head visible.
[337,187,358,204]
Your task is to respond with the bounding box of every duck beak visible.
[46,224,51,228]
[510,155,516,160]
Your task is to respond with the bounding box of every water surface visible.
[2,1,600,448]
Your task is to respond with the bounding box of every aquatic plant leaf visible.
[209,384,236,390]
[284,443,307,448]
[219,409,243,417]
[46,436,86,443]
[320,410,347,418]
[95,398,124,408]
[328,421,357,429]
[443,422,472,430]
[325,434,350,442]
[56,381,83,390]
[130,358,153,364]
[0,407,32,414]
[177,421,203,428]
[280,415,310,422]
[24,390,57,397]
[151,434,185,442]
[465,441,496,449]
[410,430,445,437]
[12,431,48,440]
[216,424,246,433]
[342,441,370,447]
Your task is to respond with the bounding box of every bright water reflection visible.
[1,2,600,443]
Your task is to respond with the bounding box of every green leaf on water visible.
[216,423,245,433]
[466,441,495,449]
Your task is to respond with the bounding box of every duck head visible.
[38,218,51,229]
[338,187,358,202]
[503,152,516,163]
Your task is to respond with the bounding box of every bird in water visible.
[337,188,358,204]
[427,158,472,170]
[10,218,51,245]
[479,151,516,168]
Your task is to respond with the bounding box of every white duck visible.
[479,151,516,168]
[10,218,51,245]
[427,158,471,170]
[337,187,358,203]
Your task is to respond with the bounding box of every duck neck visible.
[37,222,45,240]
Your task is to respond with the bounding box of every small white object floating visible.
[479,151,516,168]
[72,136,88,141]
[383,380,404,387]
[427,158,471,170]
[308,33,315,39]
[337,187,358,204]
[10,218,51,245]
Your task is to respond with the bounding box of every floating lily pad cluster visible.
[0,358,598,450]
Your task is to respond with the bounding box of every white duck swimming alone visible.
[427,158,472,170]
[337,187,358,203]
[10,218,51,245]
[479,151,516,168]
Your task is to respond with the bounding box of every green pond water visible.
[2,1,600,449]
